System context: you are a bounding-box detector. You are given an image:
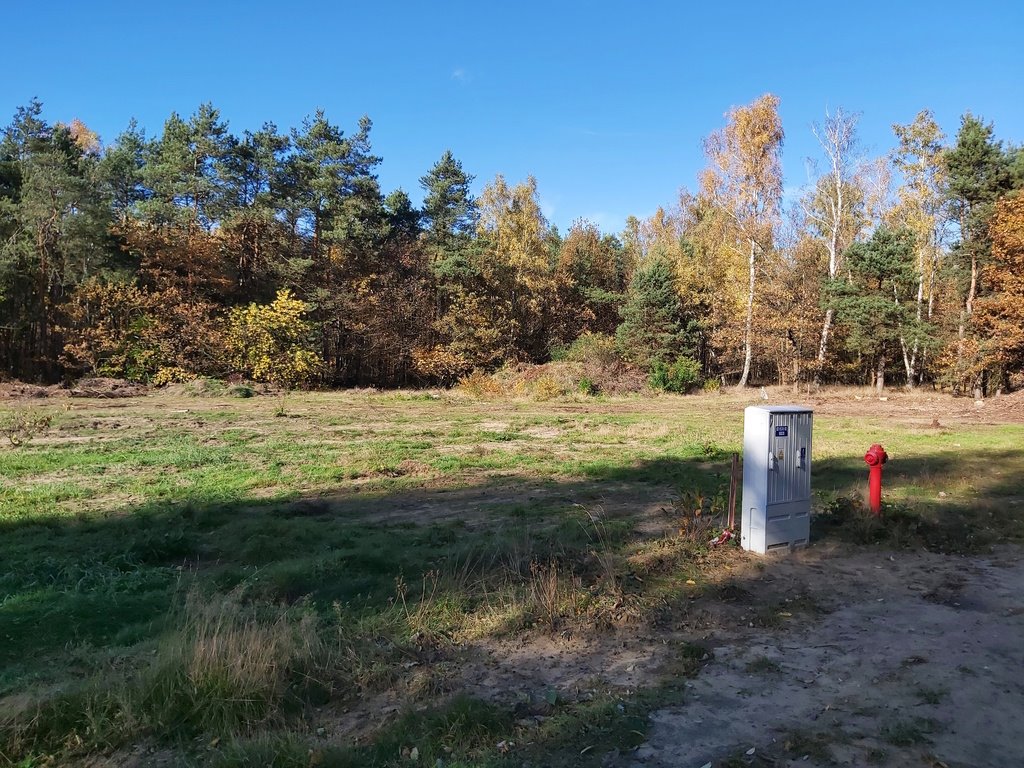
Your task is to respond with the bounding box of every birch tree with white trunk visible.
[800,108,873,382]
[889,110,947,387]
[700,94,784,388]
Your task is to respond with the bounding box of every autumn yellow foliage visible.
[226,290,323,387]
[411,346,471,383]
[976,197,1024,378]
[152,367,197,386]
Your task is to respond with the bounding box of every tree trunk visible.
[900,335,915,389]
[738,239,756,388]
[906,248,926,389]
[814,308,833,385]
[966,252,978,317]
[967,251,983,399]
[875,355,886,393]
[920,239,940,387]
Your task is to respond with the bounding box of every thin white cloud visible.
[580,212,615,231]
[538,194,558,224]
[451,68,469,83]
[576,128,644,139]
[782,184,803,202]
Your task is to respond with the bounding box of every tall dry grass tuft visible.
[576,504,621,596]
[136,589,322,735]
[527,560,563,629]
[524,559,588,631]
[456,370,506,399]
[2,588,328,759]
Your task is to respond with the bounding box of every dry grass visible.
[576,505,622,595]
[145,590,320,732]
[456,370,507,399]
[0,408,54,446]
[3,387,1022,765]
[3,588,330,756]
[524,560,580,630]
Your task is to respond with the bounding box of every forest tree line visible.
[1,95,1022,394]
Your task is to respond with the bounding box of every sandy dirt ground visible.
[626,546,1024,768]
[449,543,1024,768]
[784,387,1024,426]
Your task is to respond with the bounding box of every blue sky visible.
[4,1,1022,234]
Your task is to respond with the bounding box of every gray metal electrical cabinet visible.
[741,405,813,554]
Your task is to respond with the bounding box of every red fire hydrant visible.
[864,444,888,516]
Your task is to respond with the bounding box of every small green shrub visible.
[746,656,783,674]
[327,696,512,767]
[554,332,620,367]
[185,377,228,397]
[881,717,936,746]
[649,357,702,393]
[577,376,598,395]
[211,734,310,768]
[230,383,256,398]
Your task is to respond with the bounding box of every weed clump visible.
[141,592,319,734]
[1,409,52,446]
[745,656,783,675]
[881,717,937,746]
[812,494,996,553]
[456,369,506,399]
[525,559,585,630]
[229,383,256,398]
[185,377,228,397]
[4,589,331,758]
[782,729,836,761]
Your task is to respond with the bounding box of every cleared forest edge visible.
[1,392,1021,766]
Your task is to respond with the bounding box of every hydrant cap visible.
[864,444,888,465]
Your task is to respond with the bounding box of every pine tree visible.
[0,102,114,379]
[220,122,292,300]
[383,188,421,243]
[615,257,697,369]
[97,119,149,226]
[832,227,930,391]
[139,103,236,231]
[944,113,1014,395]
[420,149,477,264]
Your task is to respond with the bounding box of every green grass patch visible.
[881,717,938,746]
[1,390,1021,765]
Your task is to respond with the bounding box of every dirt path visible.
[623,546,1024,768]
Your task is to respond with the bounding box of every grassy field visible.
[1,387,1021,767]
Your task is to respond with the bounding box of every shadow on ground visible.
[2,443,1022,766]
[3,445,1021,673]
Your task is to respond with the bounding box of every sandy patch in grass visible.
[622,546,1024,768]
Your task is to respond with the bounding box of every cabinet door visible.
[767,412,811,504]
